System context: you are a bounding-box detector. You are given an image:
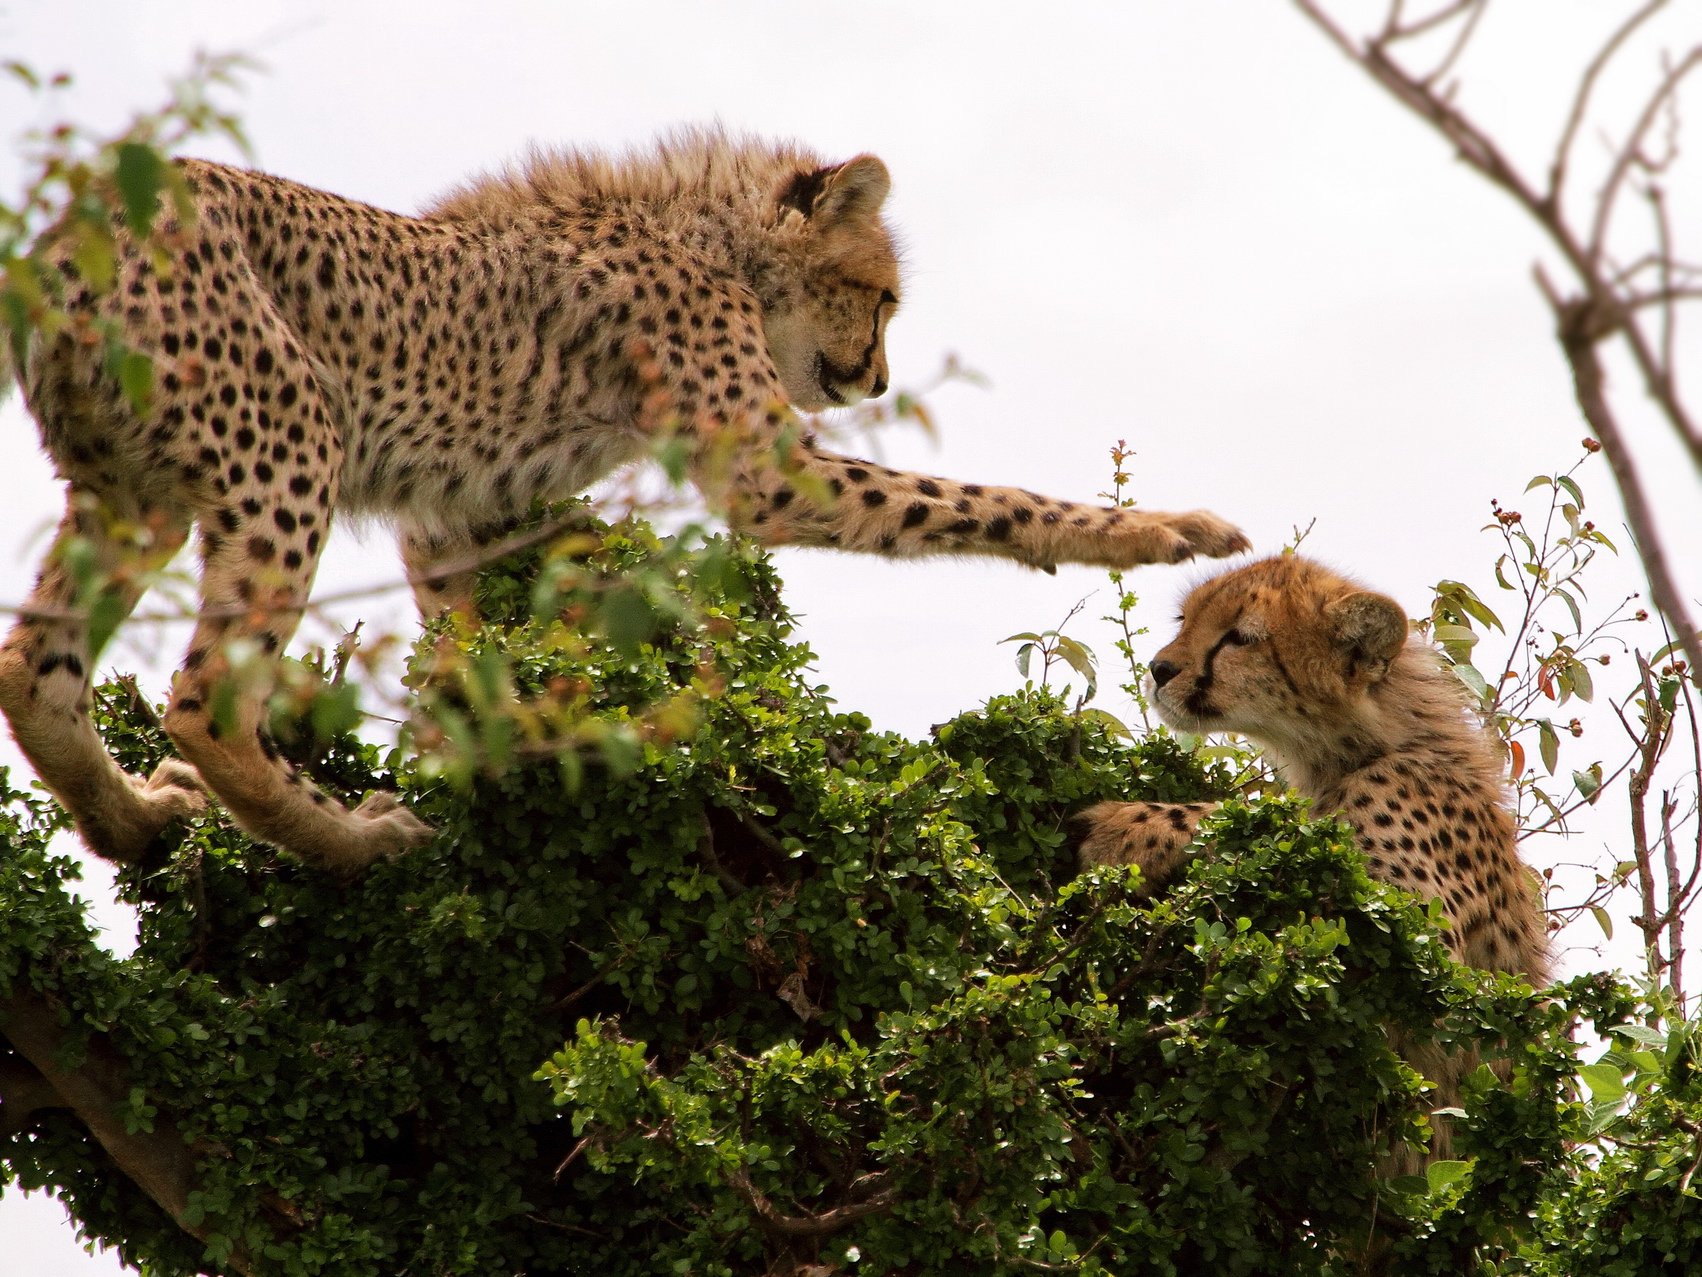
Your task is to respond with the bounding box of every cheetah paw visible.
[79,759,209,863]
[352,790,436,858]
[1162,511,1251,563]
[143,758,210,812]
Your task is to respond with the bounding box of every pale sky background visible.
[1,2,1699,1272]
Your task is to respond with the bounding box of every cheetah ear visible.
[778,155,891,225]
[1324,591,1408,680]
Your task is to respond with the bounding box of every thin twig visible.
[1586,47,1702,274]
[1551,0,1671,203]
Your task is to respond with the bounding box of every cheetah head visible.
[763,155,900,412]
[1148,556,1411,761]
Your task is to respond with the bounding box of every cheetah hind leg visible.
[0,496,207,862]
[161,498,433,875]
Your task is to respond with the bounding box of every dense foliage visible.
[0,521,1679,1275]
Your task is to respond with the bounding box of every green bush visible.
[0,519,1616,1274]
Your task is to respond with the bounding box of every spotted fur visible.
[1079,554,1547,977]
[0,129,1248,874]
[1078,556,1550,1159]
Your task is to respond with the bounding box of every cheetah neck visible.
[1266,643,1505,804]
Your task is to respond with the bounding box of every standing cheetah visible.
[0,129,1248,874]
[1077,556,1549,1157]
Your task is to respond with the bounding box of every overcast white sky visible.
[1,2,1698,1272]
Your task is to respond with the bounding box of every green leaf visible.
[1610,1024,1669,1049]
[1053,636,1097,698]
[1537,719,1559,774]
[1658,676,1680,714]
[1572,768,1601,802]
[1556,587,1583,636]
[1567,658,1593,702]
[114,142,167,237]
[1076,707,1131,738]
[1426,1159,1472,1192]
[1435,579,1504,631]
[1451,662,1491,703]
[116,349,153,414]
[1580,1062,1626,1103]
[599,585,656,654]
[71,230,117,293]
[1589,904,1612,940]
[3,60,41,89]
[1556,474,1584,507]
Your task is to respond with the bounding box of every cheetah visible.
[0,129,1248,875]
[1076,555,1549,1160]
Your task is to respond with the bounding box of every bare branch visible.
[1422,0,1489,89]
[1587,46,1702,272]
[726,1166,897,1239]
[1539,269,1702,680]
[1293,0,1702,677]
[1662,790,1686,998]
[1551,0,1671,203]
[1381,0,1478,47]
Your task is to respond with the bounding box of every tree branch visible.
[0,1051,62,1136]
[726,1165,897,1240]
[1540,271,1702,679]
[1291,0,1702,680]
[1551,0,1671,203]
[0,991,262,1274]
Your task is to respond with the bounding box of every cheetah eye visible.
[878,289,898,307]
[1223,629,1255,647]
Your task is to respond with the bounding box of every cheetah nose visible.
[870,373,888,398]
[1150,659,1181,689]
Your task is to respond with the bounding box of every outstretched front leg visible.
[1076,800,1219,892]
[702,429,1248,572]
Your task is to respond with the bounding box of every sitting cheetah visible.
[0,129,1247,875]
[1077,555,1549,1159]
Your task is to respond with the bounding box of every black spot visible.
[36,652,85,680]
[861,490,887,507]
[902,503,929,528]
